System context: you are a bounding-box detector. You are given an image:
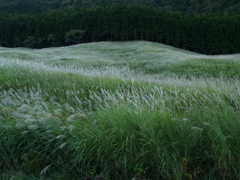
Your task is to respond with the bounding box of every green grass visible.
[0,41,240,180]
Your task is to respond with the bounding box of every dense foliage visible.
[1,0,240,14]
[0,5,240,54]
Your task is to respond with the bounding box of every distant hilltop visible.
[0,0,240,14]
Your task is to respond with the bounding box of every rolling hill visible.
[1,41,240,78]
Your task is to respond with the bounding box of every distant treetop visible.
[0,0,240,14]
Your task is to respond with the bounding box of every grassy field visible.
[0,41,240,180]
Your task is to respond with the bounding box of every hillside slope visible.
[0,0,240,14]
[1,41,240,78]
[1,41,240,179]
[157,0,240,13]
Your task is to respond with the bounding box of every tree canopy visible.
[0,0,240,14]
[0,5,240,54]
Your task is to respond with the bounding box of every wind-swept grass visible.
[1,41,240,77]
[0,41,240,179]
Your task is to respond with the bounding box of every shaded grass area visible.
[167,58,240,78]
[0,41,240,179]
[128,57,240,78]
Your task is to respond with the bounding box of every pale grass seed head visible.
[59,143,67,149]
[28,124,39,130]
[190,127,203,131]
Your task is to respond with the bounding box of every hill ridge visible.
[0,0,240,14]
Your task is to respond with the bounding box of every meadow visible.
[0,41,240,180]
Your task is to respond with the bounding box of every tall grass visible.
[0,41,240,179]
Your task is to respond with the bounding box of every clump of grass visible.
[1,80,240,179]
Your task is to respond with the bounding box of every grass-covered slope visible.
[0,41,240,179]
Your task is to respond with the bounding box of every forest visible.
[0,4,240,54]
[1,0,240,14]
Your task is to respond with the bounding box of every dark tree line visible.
[1,0,240,14]
[0,5,240,54]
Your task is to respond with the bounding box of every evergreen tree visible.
[65,30,85,45]
[23,36,37,48]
